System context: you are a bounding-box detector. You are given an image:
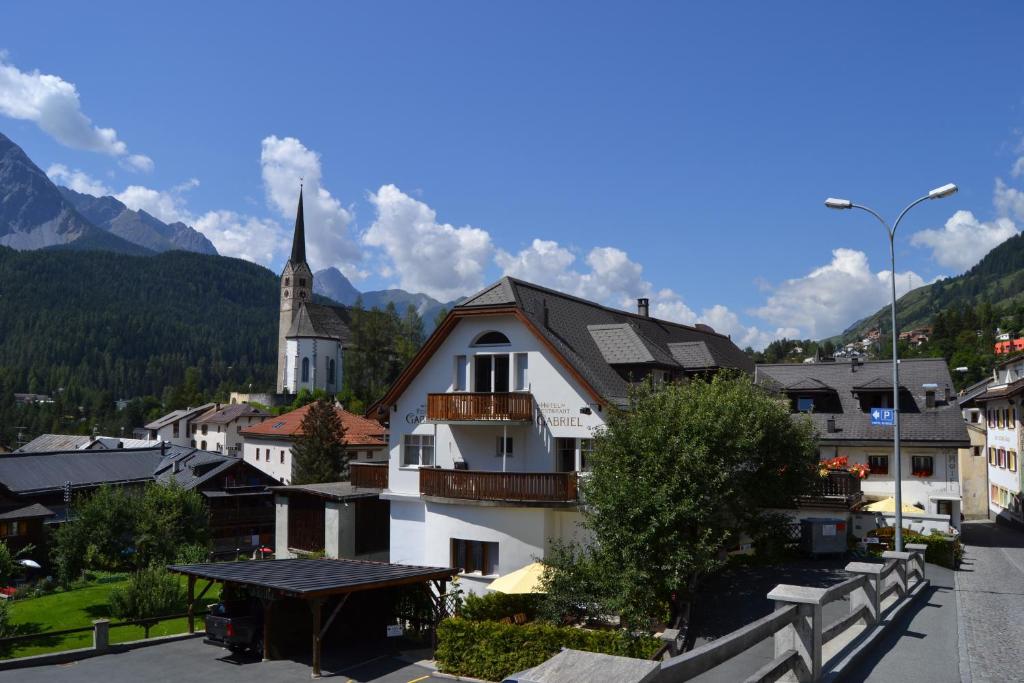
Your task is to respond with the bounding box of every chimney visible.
[827,417,837,433]
[850,357,860,373]
[944,384,951,403]
[637,298,650,318]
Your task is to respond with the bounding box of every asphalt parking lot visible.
[0,636,449,683]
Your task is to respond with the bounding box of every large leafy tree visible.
[542,373,817,629]
[291,398,349,484]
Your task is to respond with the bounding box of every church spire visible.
[290,184,306,264]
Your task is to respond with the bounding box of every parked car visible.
[204,598,264,654]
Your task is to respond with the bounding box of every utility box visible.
[800,517,847,556]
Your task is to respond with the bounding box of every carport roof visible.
[167,558,457,598]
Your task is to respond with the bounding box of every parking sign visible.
[870,408,895,426]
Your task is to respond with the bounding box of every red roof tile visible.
[241,404,387,447]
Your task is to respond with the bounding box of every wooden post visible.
[187,575,196,634]
[310,597,323,679]
[261,597,273,662]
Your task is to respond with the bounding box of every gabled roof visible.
[959,377,994,406]
[194,403,270,425]
[373,276,754,411]
[782,377,835,393]
[241,403,387,447]
[0,503,56,521]
[286,302,352,343]
[143,403,217,430]
[152,446,272,490]
[15,434,153,453]
[755,359,968,445]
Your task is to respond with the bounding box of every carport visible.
[168,558,457,678]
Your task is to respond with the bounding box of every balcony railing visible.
[350,461,389,489]
[799,471,863,508]
[420,468,578,503]
[426,392,533,422]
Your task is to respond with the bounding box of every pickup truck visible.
[204,599,264,654]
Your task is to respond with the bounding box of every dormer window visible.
[472,331,510,346]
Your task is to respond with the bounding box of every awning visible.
[863,497,925,514]
[486,561,546,594]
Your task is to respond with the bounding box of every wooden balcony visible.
[426,392,533,422]
[798,471,864,509]
[420,468,578,504]
[350,461,389,489]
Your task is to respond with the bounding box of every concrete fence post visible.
[882,551,912,598]
[93,619,110,651]
[905,543,927,582]
[767,584,828,682]
[844,562,883,626]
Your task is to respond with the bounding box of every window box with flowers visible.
[911,455,934,478]
[818,455,870,480]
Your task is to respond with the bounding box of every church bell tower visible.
[277,186,313,393]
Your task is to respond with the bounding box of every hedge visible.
[866,527,963,569]
[436,617,660,681]
[459,591,542,622]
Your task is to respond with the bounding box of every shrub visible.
[109,567,186,636]
[0,600,8,638]
[865,527,962,569]
[175,544,209,564]
[435,617,660,681]
[459,591,542,622]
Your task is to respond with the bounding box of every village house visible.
[958,377,993,519]
[0,444,279,561]
[756,358,970,532]
[974,356,1024,525]
[371,277,752,595]
[186,402,270,455]
[143,403,217,447]
[239,403,388,484]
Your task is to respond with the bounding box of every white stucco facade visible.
[284,337,343,395]
[242,437,294,484]
[384,314,599,594]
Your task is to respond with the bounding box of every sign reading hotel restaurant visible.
[536,401,583,428]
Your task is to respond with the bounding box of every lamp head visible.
[928,183,958,199]
[825,197,853,210]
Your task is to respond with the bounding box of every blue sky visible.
[3,2,1024,347]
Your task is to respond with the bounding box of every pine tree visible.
[291,399,348,484]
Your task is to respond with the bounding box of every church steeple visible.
[290,184,306,265]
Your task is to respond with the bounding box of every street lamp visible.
[824,183,958,552]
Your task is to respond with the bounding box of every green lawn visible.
[2,573,214,659]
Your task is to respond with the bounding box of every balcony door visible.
[474,354,510,393]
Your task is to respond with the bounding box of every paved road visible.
[0,637,446,683]
[956,521,1024,683]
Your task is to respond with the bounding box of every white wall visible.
[285,337,343,395]
[242,437,293,484]
[386,314,606,496]
[818,444,960,516]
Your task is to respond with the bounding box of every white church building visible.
[276,187,351,396]
[372,278,752,594]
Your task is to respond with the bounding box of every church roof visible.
[286,303,352,343]
[289,186,306,265]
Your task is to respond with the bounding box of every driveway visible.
[0,637,447,683]
[956,521,1024,683]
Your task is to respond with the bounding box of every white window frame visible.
[454,355,468,391]
[514,353,529,391]
[403,433,435,467]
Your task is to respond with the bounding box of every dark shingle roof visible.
[286,302,352,342]
[271,481,382,501]
[455,277,753,407]
[0,447,165,494]
[0,503,56,521]
[194,404,270,425]
[153,446,240,490]
[143,403,216,430]
[167,558,457,598]
[755,359,969,445]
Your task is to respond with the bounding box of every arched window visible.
[328,358,336,384]
[301,357,310,382]
[472,331,511,346]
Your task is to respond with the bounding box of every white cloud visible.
[0,55,151,170]
[115,185,190,223]
[364,184,494,302]
[260,135,360,273]
[910,208,1018,271]
[697,304,797,350]
[46,163,111,196]
[193,211,287,264]
[753,248,924,340]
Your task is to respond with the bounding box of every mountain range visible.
[835,231,1024,343]
[313,266,458,322]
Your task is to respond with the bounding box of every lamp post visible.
[824,183,957,551]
